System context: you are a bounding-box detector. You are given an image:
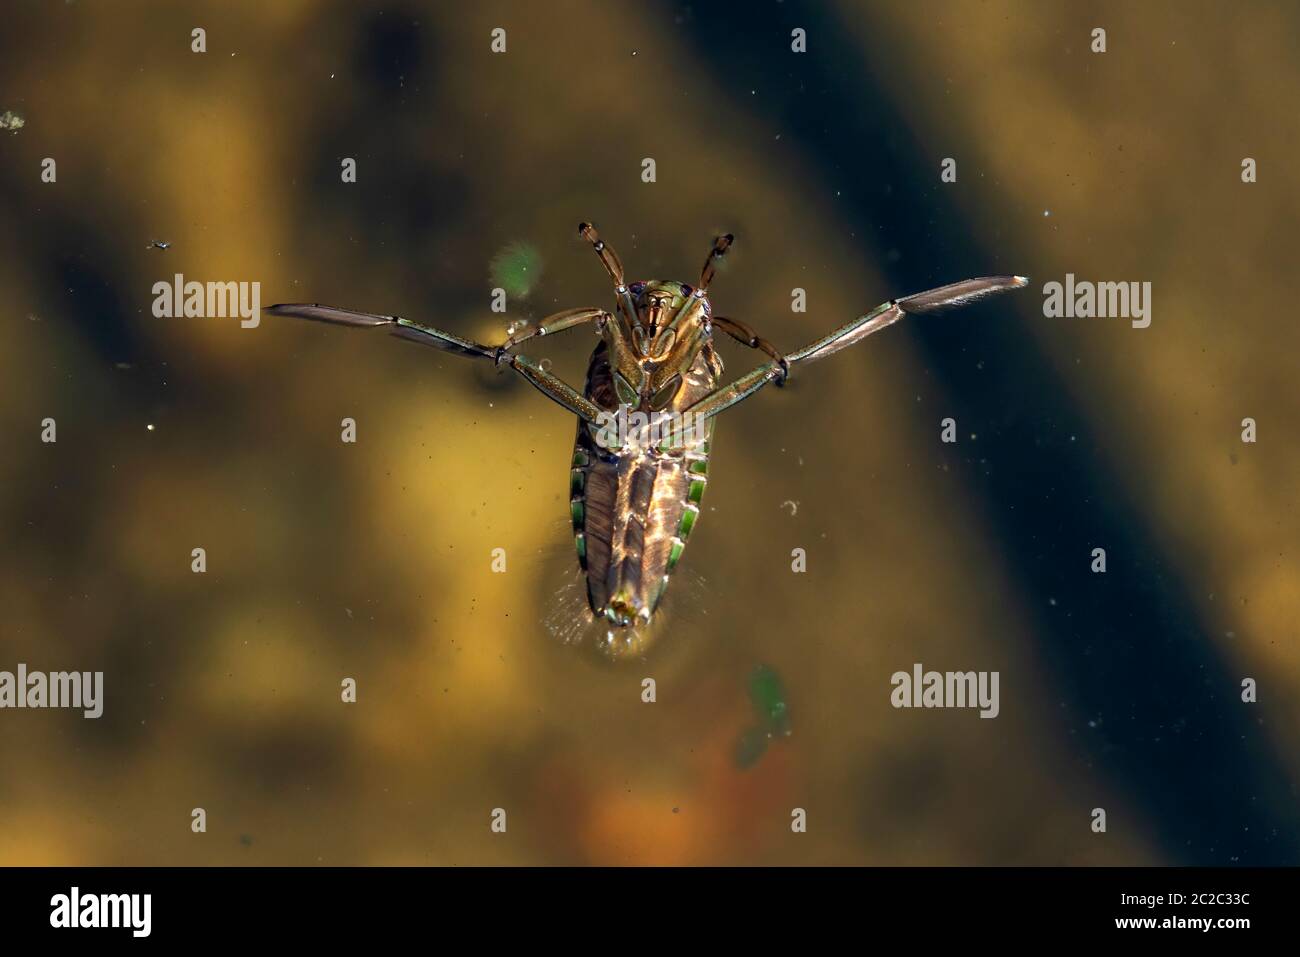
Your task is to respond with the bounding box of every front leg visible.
[711,315,790,384]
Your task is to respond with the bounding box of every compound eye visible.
[614,372,639,407]
[649,374,682,411]
[628,281,646,296]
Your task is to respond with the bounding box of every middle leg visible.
[497,306,610,359]
[267,301,607,424]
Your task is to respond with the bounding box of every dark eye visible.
[680,284,693,298]
[629,281,646,296]
[650,374,682,410]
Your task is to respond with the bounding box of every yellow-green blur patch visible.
[734,664,793,770]
[748,664,792,734]
[489,241,543,299]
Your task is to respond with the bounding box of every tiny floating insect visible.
[269,223,1025,651]
[145,240,171,250]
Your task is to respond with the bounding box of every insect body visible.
[269,224,1026,645]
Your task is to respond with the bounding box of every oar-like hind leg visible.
[654,275,1028,449]
[267,302,606,424]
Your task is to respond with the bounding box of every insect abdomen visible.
[572,441,706,625]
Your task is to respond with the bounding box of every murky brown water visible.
[0,1,1297,865]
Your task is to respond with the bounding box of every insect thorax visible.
[601,280,716,413]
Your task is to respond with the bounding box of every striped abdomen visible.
[570,341,718,626]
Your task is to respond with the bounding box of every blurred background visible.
[0,0,1296,865]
